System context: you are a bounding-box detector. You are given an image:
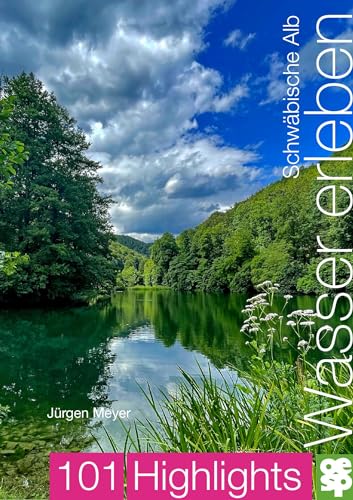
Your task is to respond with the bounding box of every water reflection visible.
[0,290,323,497]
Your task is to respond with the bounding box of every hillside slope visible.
[115,235,151,256]
[110,240,146,288]
[148,149,353,293]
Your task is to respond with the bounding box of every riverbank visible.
[0,288,347,499]
[129,285,170,290]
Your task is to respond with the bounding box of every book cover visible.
[0,1,352,499]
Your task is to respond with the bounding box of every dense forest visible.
[0,73,115,303]
[110,239,146,289]
[147,151,353,294]
[1,72,351,302]
[115,235,151,256]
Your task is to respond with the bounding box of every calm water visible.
[0,290,320,496]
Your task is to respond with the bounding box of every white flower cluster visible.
[240,280,318,357]
[286,320,296,327]
[287,309,316,319]
[257,280,273,287]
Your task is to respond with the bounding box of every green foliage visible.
[0,251,29,276]
[115,235,151,256]
[143,258,157,286]
[151,232,178,285]
[250,241,292,286]
[123,367,282,453]
[149,149,353,294]
[110,240,145,289]
[121,285,352,472]
[0,95,29,277]
[121,266,140,287]
[0,73,115,302]
[0,95,28,189]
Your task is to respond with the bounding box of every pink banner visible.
[50,453,124,499]
[127,452,313,499]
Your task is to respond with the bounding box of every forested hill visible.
[115,235,151,256]
[146,149,353,294]
[110,240,146,289]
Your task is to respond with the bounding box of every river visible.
[0,289,320,497]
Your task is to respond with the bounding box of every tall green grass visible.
[122,365,295,453]
[0,486,41,500]
[119,282,352,456]
[101,282,352,500]
[121,363,352,456]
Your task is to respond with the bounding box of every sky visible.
[0,0,353,241]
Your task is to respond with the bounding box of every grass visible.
[122,365,293,453]
[106,281,353,500]
[114,362,352,500]
[119,282,353,456]
[121,363,352,455]
[0,486,41,500]
[0,482,46,500]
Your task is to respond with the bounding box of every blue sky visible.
[1,0,353,240]
[199,0,353,177]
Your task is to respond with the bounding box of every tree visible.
[0,95,27,188]
[0,95,29,276]
[115,235,151,256]
[121,265,140,287]
[151,233,178,284]
[0,73,115,302]
[144,259,156,286]
[250,241,292,287]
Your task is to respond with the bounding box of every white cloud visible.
[224,29,256,50]
[272,167,284,178]
[259,53,287,105]
[125,233,160,243]
[99,137,260,237]
[212,81,249,112]
[299,28,353,82]
[1,0,263,240]
[261,16,353,106]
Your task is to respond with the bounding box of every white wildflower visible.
[284,294,293,300]
[287,310,305,318]
[264,313,278,321]
[297,340,308,349]
[286,320,296,327]
[248,293,267,303]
